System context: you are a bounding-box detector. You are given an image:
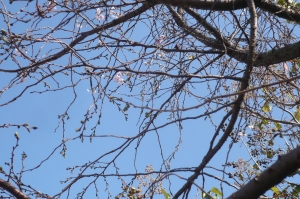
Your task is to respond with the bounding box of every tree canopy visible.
[1,0,300,198]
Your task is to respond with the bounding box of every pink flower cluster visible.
[155,35,165,46]
[95,7,120,21]
[113,72,124,85]
[96,8,104,20]
[109,7,121,18]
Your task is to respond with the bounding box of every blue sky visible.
[0,66,249,198]
[2,0,299,198]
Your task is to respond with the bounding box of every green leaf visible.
[262,101,272,113]
[267,150,274,158]
[1,29,7,36]
[268,139,274,146]
[238,173,244,181]
[262,119,269,125]
[271,187,280,195]
[291,65,298,74]
[277,0,286,6]
[292,185,300,197]
[274,122,282,130]
[261,88,268,93]
[287,92,295,100]
[161,189,171,199]
[257,119,269,130]
[211,187,223,197]
[277,0,296,7]
[294,108,300,121]
[187,54,195,60]
[202,192,213,199]
[2,37,10,45]
[253,163,260,170]
[14,132,19,140]
[257,122,263,130]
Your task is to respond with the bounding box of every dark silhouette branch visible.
[0,178,30,199]
[226,145,300,199]
[168,4,300,67]
[173,0,258,197]
[154,0,300,22]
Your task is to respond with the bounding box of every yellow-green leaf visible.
[188,55,194,60]
[274,122,282,130]
[202,192,213,199]
[267,150,274,158]
[292,185,300,197]
[271,187,280,195]
[2,37,10,45]
[238,173,244,181]
[287,92,295,100]
[211,187,223,197]
[257,119,269,130]
[268,139,274,146]
[161,189,171,199]
[277,0,285,6]
[14,132,19,140]
[262,101,272,113]
[253,163,259,170]
[294,108,300,121]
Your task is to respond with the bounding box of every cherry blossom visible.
[110,7,121,18]
[155,35,165,46]
[113,72,124,85]
[47,0,56,10]
[87,88,96,93]
[95,8,104,21]
[238,132,247,137]
[14,49,22,56]
[76,20,82,28]
[159,50,165,58]
[14,48,27,56]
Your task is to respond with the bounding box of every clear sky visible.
[1,0,299,199]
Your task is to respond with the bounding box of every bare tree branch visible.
[0,178,30,199]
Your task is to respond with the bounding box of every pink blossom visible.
[77,24,82,28]
[113,72,124,85]
[155,35,165,46]
[95,8,104,21]
[110,7,120,18]
[14,48,27,56]
[47,0,56,10]
[14,49,22,56]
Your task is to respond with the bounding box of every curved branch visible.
[0,2,153,73]
[155,0,300,22]
[173,0,258,197]
[0,178,30,199]
[169,5,300,67]
[226,145,300,199]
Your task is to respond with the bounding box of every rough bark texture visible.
[226,146,300,199]
[0,179,30,199]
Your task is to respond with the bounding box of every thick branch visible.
[154,0,300,22]
[173,1,257,197]
[226,146,300,199]
[169,5,300,67]
[0,178,30,199]
[153,0,262,10]
[254,42,300,66]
